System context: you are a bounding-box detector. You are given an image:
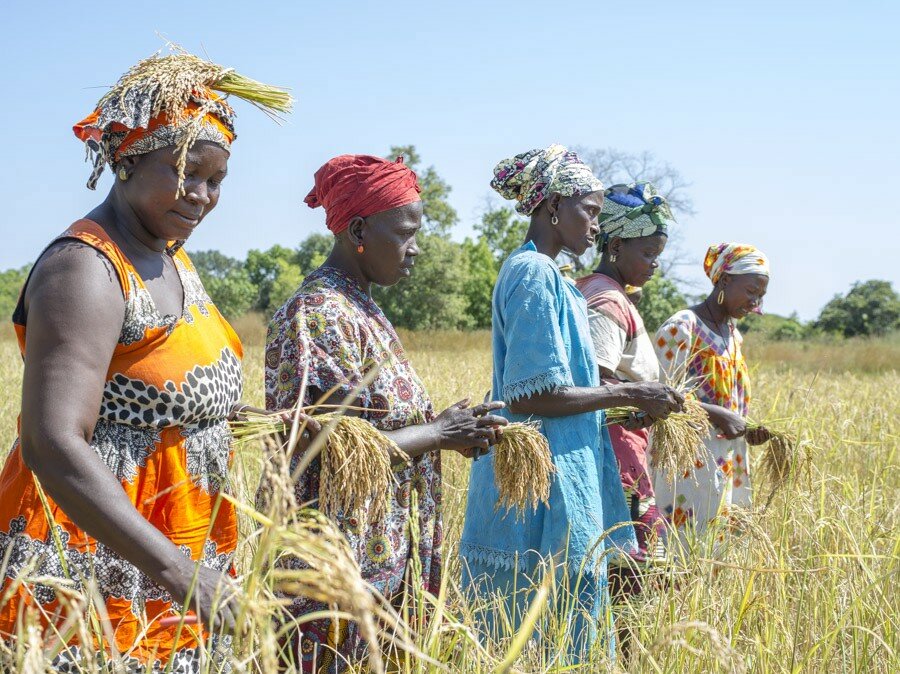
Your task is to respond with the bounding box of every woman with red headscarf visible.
[265,154,508,672]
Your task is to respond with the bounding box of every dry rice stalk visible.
[606,396,711,482]
[752,425,812,500]
[649,397,710,482]
[493,421,555,517]
[97,44,292,196]
[230,411,406,522]
[273,509,387,674]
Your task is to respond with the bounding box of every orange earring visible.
[357,244,364,254]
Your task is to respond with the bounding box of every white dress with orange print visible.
[651,309,752,548]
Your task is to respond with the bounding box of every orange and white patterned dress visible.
[651,309,752,542]
[0,220,242,672]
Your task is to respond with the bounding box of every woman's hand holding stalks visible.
[704,404,748,440]
[745,424,771,445]
[620,382,685,421]
[159,559,242,634]
[431,398,508,458]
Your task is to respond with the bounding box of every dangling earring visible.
[717,289,725,305]
[610,254,617,263]
[551,214,559,226]
[357,244,365,254]
[118,167,129,182]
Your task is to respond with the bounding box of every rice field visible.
[0,327,897,672]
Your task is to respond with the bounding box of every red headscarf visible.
[305,155,421,235]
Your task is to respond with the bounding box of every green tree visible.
[637,273,687,334]
[461,238,497,329]
[475,205,529,264]
[388,145,458,236]
[245,245,303,313]
[297,233,333,276]
[189,250,256,319]
[374,233,472,330]
[815,280,900,337]
[739,311,807,341]
[0,265,30,320]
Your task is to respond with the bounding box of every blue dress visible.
[460,242,636,658]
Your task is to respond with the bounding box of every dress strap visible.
[12,219,136,330]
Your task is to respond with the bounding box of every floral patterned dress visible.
[264,265,440,673]
[0,220,242,673]
[652,309,752,543]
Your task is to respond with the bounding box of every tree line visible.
[1,146,897,339]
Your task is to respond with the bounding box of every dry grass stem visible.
[752,425,812,499]
[492,421,555,517]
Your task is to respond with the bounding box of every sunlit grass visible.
[0,327,897,672]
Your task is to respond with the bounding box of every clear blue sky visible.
[2,1,898,320]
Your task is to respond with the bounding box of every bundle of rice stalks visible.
[98,44,292,195]
[493,421,555,517]
[101,46,293,119]
[606,397,710,482]
[751,425,812,499]
[230,411,405,522]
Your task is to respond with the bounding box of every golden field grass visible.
[0,325,898,672]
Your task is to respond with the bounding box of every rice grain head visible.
[753,426,812,499]
[492,421,555,518]
[231,411,406,522]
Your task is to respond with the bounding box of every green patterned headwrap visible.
[598,182,676,245]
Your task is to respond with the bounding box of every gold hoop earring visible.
[118,167,129,182]
[551,215,559,226]
[717,289,725,305]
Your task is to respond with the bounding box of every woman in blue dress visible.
[460,145,684,662]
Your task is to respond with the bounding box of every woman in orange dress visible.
[0,53,301,672]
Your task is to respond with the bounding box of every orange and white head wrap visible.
[73,87,235,193]
[703,243,770,285]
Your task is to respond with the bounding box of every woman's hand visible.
[161,559,242,633]
[705,405,747,440]
[272,408,322,454]
[431,399,508,456]
[745,425,771,446]
[232,404,322,454]
[622,411,655,430]
[619,382,685,421]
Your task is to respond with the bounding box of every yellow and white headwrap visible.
[703,243,770,285]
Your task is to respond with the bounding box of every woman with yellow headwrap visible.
[0,51,299,672]
[653,243,772,546]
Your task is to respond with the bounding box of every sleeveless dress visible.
[0,220,243,672]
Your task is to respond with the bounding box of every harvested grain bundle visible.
[751,425,812,498]
[606,396,710,482]
[493,421,555,517]
[230,411,405,522]
[97,44,292,194]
